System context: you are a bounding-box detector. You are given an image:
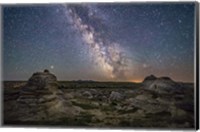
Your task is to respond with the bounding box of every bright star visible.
[50,65,54,69]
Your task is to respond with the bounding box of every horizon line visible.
[2,79,194,84]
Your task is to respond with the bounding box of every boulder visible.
[93,92,107,101]
[109,91,123,102]
[82,91,93,99]
[89,89,98,95]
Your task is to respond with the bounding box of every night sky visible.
[3,3,195,82]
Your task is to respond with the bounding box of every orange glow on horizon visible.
[129,79,143,83]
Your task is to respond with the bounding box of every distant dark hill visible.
[72,80,97,83]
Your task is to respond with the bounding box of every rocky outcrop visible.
[16,70,81,121]
[109,91,123,102]
[17,70,59,104]
[142,75,157,87]
[123,95,169,114]
[82,91,93,99]
[143,74,157,82]
[143,75,182,94]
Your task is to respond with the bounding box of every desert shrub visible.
[100,105,116,112]
[118,118,145,127]
[118,120,131,126]
[56,112,94,126]
[151,93,159,98]
[118,107,139,114]
[71,101,97,109]
[59,118,88,126]
[145,111,171,120]
[170,113,194,126]
[111,101,117,106]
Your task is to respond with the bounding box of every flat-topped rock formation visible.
[143,75,182,94]
[17,69,59,104]
[16,69,82,121]
[25,69,57,92]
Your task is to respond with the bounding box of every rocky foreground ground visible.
[3,70,194,129]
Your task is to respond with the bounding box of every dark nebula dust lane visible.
[3,3,196,82]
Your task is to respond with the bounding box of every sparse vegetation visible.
[58,81,142,89]
[59,112,94,126]
[118,107,139,114]
[3,81,195,128]
[71,101,98,109]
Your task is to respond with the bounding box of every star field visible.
[3,3,196,82]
